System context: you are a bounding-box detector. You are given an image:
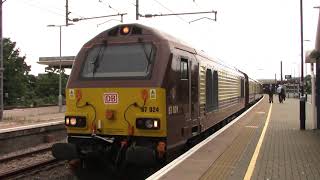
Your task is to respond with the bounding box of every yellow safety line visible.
[243,103,273,180]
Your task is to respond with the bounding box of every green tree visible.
[3,38,31,106]
[26,74,37,106]
[45,66,59,73]
[35,71,68,105]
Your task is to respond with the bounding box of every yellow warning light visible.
[121,26,130,34]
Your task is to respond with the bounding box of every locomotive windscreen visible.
[81,43,155,78]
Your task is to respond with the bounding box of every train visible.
[52,23,263,175]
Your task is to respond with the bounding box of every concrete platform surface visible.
[251,97,320,180]
[0,106,65,130]
[157,96,320,180]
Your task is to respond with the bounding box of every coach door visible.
[180,56,199,136]
[190,58,199,135]
[180,58,191,123]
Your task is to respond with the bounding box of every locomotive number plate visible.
[141,106,159,113]
[104,93,119,104]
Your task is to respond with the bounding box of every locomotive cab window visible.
[81,43,155,79]
[180,58,188,80]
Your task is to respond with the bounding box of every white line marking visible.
[146,97,265,180]
[256,111,265,114]
[243,102,272,180]
[0,120,64,134]
[245,126,258,128]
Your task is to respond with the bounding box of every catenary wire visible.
[151,0,189,23]
[99,0,120,13]
[19,0,66,17]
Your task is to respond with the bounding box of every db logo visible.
[104,93,119,104]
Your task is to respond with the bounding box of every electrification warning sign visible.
[69,89,75,99]
[150,89,156,100]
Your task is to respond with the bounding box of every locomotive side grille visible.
[218,71,240,102]
[199,65,206,114]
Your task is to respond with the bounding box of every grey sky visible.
[3,0,320,79]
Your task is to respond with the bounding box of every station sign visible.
[285,75,292,79]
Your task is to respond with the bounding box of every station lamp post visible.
[314,6,320,129]
[299,0,306,130]
[0,1,4,120]
[47,24,72,112]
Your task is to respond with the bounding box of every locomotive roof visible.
[90,23,259,81]
[119,24,242,75]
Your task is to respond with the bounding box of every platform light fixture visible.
[47,24,73,112]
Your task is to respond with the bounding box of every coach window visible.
[240,78,244,98]
[180,58,188,79]
[212,70,218,110]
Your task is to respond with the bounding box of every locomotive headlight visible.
[153,120,158,128]
[136,118,160,130]
[145,119,154,129]
[65,116,86,127]
[120,26,130,35]
[122,27,129,33]
[70,117,77,126]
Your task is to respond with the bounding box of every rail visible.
[0,147,64,179]
[0,146,52,163]
[0,158,61,179]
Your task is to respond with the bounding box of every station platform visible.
[0,106,65,131]
[149,96,320,180]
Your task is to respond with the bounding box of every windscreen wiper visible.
[138,39,153,71]
[91,43,107,76]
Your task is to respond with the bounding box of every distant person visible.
[268,86,274,103]
[277,85,281,103]
[280,86,286,102]
[277,85,283,103]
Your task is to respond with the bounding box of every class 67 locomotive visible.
[52,24,263,171]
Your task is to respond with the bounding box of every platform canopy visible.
[258,79,277,85]
[37,56,75,69]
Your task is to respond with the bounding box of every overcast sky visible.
[3,0,320,79]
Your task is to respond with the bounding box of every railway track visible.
[0,147,64,179]
[0,146,52,163]
[0,158,62,179]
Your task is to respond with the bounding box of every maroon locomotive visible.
[52,23,263,176]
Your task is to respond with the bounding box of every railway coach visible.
[52,23,262,173]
